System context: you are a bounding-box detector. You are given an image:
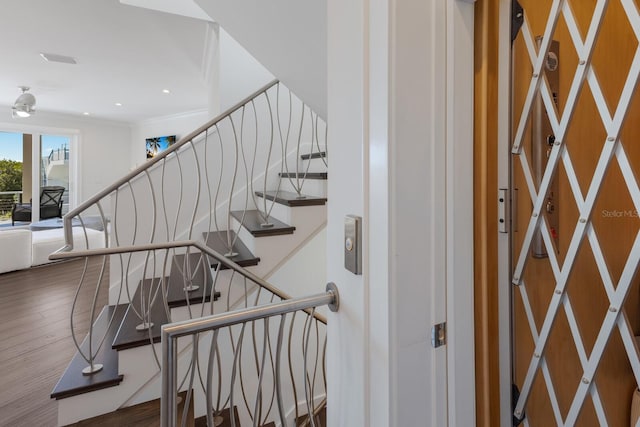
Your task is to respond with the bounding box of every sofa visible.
[0,227,105,274]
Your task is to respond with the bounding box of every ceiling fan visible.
[12,86,36,118]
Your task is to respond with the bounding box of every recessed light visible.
[162,89,171,94]
[115,102,122,107]
[83,112,90,116]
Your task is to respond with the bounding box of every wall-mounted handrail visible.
[161,283,338,427]
[59,78,279,250]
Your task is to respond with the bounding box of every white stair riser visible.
[298,155,328,173]
[252,196,326,226]
[57,382,125,426]
[56,342,169,425]
[278,176,327,197]
[231,205,325,278]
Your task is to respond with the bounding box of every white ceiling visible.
[0,0,211,123]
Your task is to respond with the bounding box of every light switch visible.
[344,215,362,275]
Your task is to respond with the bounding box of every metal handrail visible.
[59,78,280,249]
[49,75,327,382]
[43,74,329,427]
[160,283,338,427]
[49,239,329,325]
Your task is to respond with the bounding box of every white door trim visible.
[329,0,477,423]
[446,1,477,426]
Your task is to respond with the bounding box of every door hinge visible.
[431,322,446,348]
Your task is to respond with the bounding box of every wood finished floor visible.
[0,258,108,427]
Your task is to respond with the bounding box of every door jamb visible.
[497,0,514,425]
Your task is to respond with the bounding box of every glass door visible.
[510,0,640,425]
[40,134,71,216]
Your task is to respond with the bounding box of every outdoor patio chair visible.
[12,186,65,225]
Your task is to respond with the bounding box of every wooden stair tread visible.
[230,210,296,237]
[167,253,220,307]
[202,230,260,268]
[51,304,127,400]
[111,278,168,351]
[193,406,325,426]
[279,171,327,180]
[194,406,240,427]
[113,253,220,351]
[300,151,326,160]
[68,390,194,426]
[255,191,327,207]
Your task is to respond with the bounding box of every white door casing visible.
[328,0,476,425]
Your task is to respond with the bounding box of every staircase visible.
[48,81,332,426]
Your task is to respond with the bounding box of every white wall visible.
[194,0,326,118]
[130,109,209,169]
[119,0,211,21]
[0,111,131,208]
[219,29,274,113]
[130,27,274,169]
[267,227,327,314]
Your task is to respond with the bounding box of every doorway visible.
[0,130,74,226]
[506,0,640,425]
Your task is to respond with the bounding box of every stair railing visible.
[57,79,327,257]
[160,282,338,427]
[50,238,331,396]
[277,85,328,199]
[50,79,327,358]
[51,242,334,426]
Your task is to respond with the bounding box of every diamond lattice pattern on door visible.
[511,0,640,425]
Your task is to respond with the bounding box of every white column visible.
[31,133,41,222]
[203,22,221,118]
[22,133,32,203]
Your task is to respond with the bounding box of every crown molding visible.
[134,108,209,127]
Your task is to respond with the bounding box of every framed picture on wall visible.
[146,135,176,159]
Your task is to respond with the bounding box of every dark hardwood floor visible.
[0,258,108,427]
